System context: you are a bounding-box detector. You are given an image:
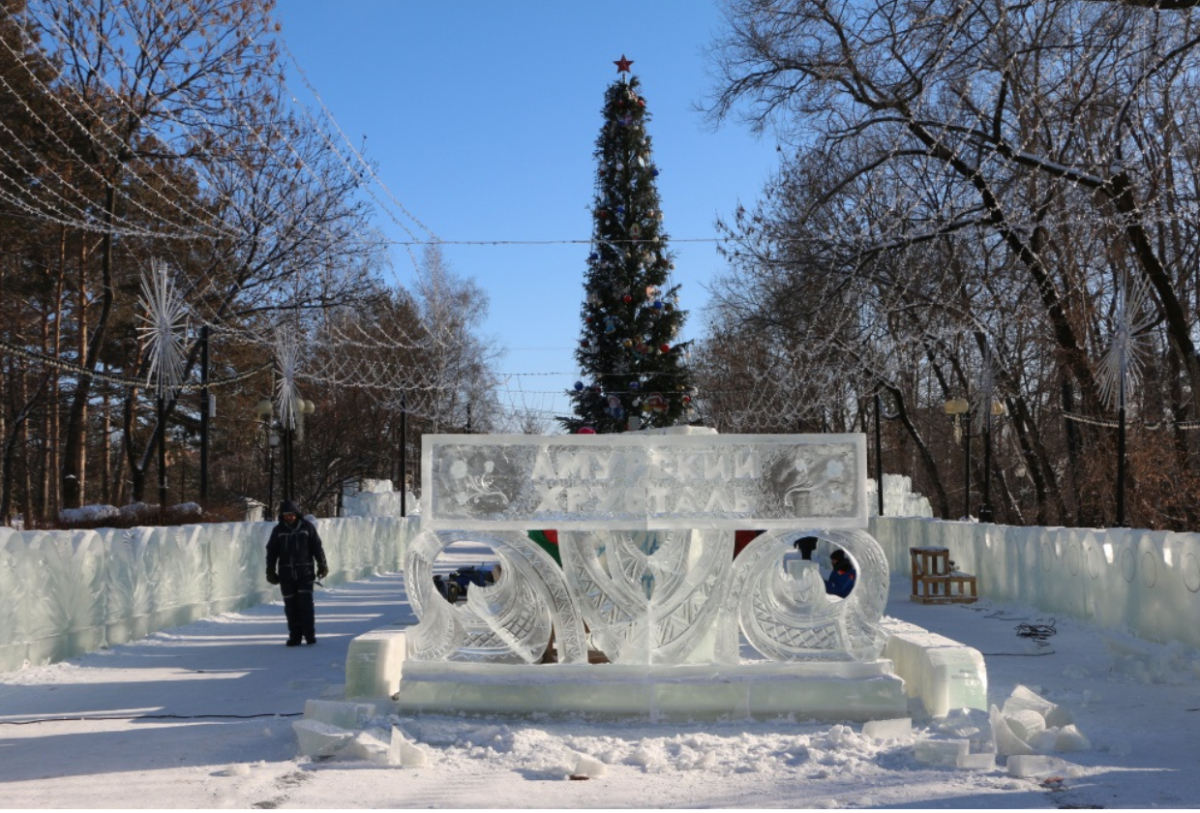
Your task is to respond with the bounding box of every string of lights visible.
[0,337,271,390]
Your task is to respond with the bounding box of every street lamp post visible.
[874,393,884,517]
[978,400,1006,523]
[255,399,276,510]
[283,398,315,503]
[944,397,971,519]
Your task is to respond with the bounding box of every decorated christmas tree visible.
[562,56,693,434]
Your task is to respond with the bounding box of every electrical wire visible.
[0,711,303,725]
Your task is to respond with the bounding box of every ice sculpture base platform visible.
[393,660,907,722]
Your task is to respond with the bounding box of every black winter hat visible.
[278,500,302,519]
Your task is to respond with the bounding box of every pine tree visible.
[562,57,693,434]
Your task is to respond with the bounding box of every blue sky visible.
[274,1,780,427]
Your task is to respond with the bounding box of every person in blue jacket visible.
[266,500,328,646]
[825,549,856,598]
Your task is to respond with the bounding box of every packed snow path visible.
[0,545,1197,808]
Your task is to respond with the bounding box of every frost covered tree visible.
[563,57,693,434]
[700,0,1200,529]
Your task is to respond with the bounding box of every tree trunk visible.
[61,181,116,509]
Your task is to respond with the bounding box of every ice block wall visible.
[0,516,420,673]
[866,474,933,518]
[872,517,1200,650]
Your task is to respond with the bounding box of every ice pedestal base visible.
[394,660,907,722]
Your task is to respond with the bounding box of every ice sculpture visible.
[716,529,889,663]
[403,529,587,664]
[408,432,890,668]
[558,529,732,664]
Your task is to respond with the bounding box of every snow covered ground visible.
[1,545,1198,809]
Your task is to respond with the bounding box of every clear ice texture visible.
[403,529,588,664]
[404,526,890,666]
[0,516,419,673]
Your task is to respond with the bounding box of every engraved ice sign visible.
[421,434,867,531]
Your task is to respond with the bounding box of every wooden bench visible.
[910,547,978,604]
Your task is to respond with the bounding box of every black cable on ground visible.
[0,711,304,725]
[1015,619,1058,643]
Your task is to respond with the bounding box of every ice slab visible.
[913,739,969,767]
[1002,684,1054,717]
[882,618,988,717]
[345,627,408,699]
[861,718,913,740]
[395,728,429,768]
[394,660,906,722]
[420,433,868,531]
[1007,754,1075,778]
[293,719,354,757]
[341,729,398,766]
[957,753,996,770]
[303,699,379,730]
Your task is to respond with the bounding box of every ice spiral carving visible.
[403,529,587,664]
[716,529,890,663]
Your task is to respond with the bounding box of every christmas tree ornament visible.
[574,381,584,391]
[630,381,641,391]
[577,426,597,435]
[622,338,634,348]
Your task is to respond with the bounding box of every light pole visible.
[283,398,315,503]
[944,397,971,519]
[255,398,276,510]
[978,399,1006,523]
[874,393,884,517]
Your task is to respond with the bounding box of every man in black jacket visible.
[266,500,329,646]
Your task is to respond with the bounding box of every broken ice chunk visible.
[303,699,378,730]
[913,739,969,767]
[1007,754,1075,778]
[1001,685,1054,718]
[1003,709,1046,743]
[956,753,996,770]
[1054,725,1092,753]
[293,719,354,757]
[990,705,1034,756]
[862,718,913,740]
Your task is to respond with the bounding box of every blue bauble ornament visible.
[574,381,584,391]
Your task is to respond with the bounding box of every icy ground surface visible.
[1,542,1199,808]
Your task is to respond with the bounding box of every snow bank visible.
[0,515,421,673]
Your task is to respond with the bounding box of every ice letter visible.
[531,450,557,481]
[534,485,565,512]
